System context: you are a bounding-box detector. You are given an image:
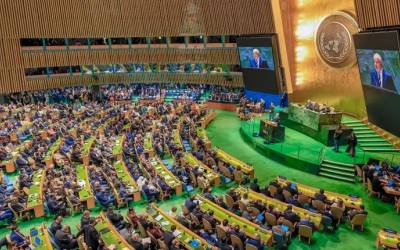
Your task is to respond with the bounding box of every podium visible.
[260,120,285,143]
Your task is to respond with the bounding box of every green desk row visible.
[196,195,272,245]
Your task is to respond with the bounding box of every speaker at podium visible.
[260,119,285,143]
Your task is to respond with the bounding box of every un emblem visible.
[315,11,359,68]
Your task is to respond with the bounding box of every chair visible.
[147,232,159,248]
[355,165,363,180]
[233,170,244,184]
[265,212,277,226]
[137,222,148,237]
[268,185,277,197]
[278,218,295,237]
[230,234,244,250]
[197,178,208,192]
[396,197,400,214]
[190,213,201,227]
[282,190,292,202]
[298,194,309,206]
[311,200,325,213]
[202,218,213,231]
[245,243,258,250]
[158,239,169,250]
[77,236,88,250]
[181,205,190,215]
[220,165,233,179]
[238,200,247,212]
[321,215,333,232]
[216,225,226,240]
[349,214,367,231]
[225,194,235,209]
[250,207,260,217]
[272,232,287,249]
[298,225,313,244]
[330,206,344,225]
[367,179,381,198]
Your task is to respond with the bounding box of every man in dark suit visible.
[283,205,300,223]
[249,49,269,69]
[76,218,100,250]
[163,225,176,246]
[55,225,78,250]
[370,53,397,92]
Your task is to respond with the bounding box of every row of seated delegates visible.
[1,104,77,215]
[89,115,135,207]
[139,84,162,100]
[248,178,368,228]
[304,100,335,114]
[7,86,93,105]
[362,160,400,201]
[238,97,265,120]
[100,84,136,102]
[209,86,243,103]
[183,195,265,250]
[126,208,187,250]
[43,134,83,216]
[47,210,124,250]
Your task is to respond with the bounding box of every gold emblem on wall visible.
[315,11,359,68]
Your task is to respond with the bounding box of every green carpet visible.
[206,110,399,250]
[1,110,399,250]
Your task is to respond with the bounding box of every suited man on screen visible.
[249,48,269,69]
[370,53,397,92]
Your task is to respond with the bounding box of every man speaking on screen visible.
[249,48,269,69]
[370,53,397,92]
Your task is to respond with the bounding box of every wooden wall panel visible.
[22,49,239,68]
[0,0,274,93]
[26,73,243,91]
[355,0,400,29]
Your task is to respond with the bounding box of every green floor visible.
[1,110,399,250]
[206,110,399,250]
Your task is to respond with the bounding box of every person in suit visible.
[49,216,63,235]
[163,225,176,246]
[55,225,78,250]
[370,53,397,92]
[346,132,357,158]
[76,218,100,250]
[283,205,300,223]
[246,234,264,250]
[249,49,269,69]
[298,215,315,231]
[250,178,261,193]
[314,189,328,203]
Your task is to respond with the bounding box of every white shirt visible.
[377,69,383,87]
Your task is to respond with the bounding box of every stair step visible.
[361,144,394,149]
[357,134,381,139]
[322,159,354,168]
[352,127,371,131]
[353,131,376,135]
[319,172,355,183]
[361,148,400,152]
[320,168,355,177]
[321,163,354,172]
[359,143,393,147]
[348,124,369,128]
[358,139,388,143]
[342,120,363,124]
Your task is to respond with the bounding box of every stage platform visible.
[240,114,400,177]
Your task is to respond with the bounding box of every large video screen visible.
[356,49,400,94]
[354,30,400,137]
[237,36,281,94]
[238,47,275,70]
